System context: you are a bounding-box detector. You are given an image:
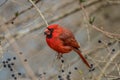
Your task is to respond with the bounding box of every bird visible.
[44,24,91,68]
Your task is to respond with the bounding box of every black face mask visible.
[44,28,54,39]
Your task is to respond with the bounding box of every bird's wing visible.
[59,28,80,48]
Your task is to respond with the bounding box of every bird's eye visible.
[47,28,51,30]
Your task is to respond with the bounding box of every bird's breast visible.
[46,37,72,53]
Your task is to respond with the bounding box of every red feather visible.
[44,24,91,68]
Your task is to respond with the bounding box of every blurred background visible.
[0,0,120,80]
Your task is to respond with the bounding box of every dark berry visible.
[3,65,6,68]
[14,77,17,80]
[112,49,115,52]
[2,61,5,64]
[7,58,11,61]
[61,69,64,73]
[18,72,21,75]
[8,64,11,68]
[11,21,14,24]
[13,57,16,60]
[90,64,93,68]
[58,75,62,78]
[68,71,71,74]
[66,75,71,80]
[92,68,95,71]
[10,68,13,71]
[6,61,8,63]
[61,59,64,63]
[11,63,14,66]
[43,72,46,75]
[108,42,112,46]
[67,75,70,78]
[24,59,27,62]
[98,40,102,43]
[19,52,22,54]
[74,67,78,70]
[89,67,95,72]
[11,74,15,77]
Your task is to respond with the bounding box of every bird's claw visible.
[56,53,63,60]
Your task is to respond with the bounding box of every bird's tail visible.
[73,48,91,68]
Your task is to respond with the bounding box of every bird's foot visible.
[57,53,63,60]
[89,64,95,72]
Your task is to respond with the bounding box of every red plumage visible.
[44,24,91,68]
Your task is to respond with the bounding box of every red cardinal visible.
[44,24,91,68]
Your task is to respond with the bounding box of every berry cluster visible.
[2,57,22,80]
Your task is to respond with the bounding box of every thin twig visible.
[28,0,48,27]
[0,45,3,71]
[92,25,120,40]
[0,45,3,59]
[97,51,120,80]
[79,1,120,40]
[101,40,112,61]
[80,3,91,43]
[0,0,40,27]
[0,0,8,7]
[115,63,120,76]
